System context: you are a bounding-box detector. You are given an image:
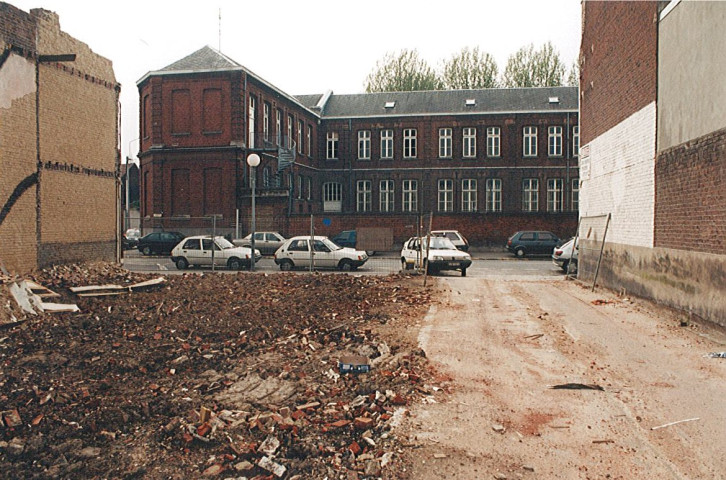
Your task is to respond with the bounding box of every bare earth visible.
[396,276,726,480]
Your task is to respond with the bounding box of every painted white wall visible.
[0,54,35,109]
[579,102,656,248]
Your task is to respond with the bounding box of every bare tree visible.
[365,49,441,93]
[566,59,579,87]
[441,46,499,89]
[502,42,566,88]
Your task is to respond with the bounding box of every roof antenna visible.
[218,8,222,52]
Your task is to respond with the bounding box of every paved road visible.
[121,249,565,278]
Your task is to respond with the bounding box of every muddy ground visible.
[2,263,726,480]
[0,263,439,479]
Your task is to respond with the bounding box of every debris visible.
[2,409,22,428]
[492,424,506,433]
[524,333,544,340]
[651,417,700,431]
[592,439,615,444]
[705,352,726,358]
[258,456,287,477]
[339,354,371,374]
[433,453,447,458]
[70,277,165,297]
[549,383,604,391]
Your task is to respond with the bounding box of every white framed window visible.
[571,178,579,211]
[380,180,394,212]
[357,180,372,212]
[547,178,564,212]
[297,120,303,154]
[287,114,293,149]
[463,127,476,158]
[438,179,454,212]
[485,178,501,212]
[402,179,418,212]
[358,130,371,160]
[262,167,270,188]
[522,178,539,212]
[548,126,563,157]
[462,179,477,212]
[403,128,417,158]
[487,127,500,157]
[248,96,256,148]
[573,126,580,157]
[381,129,393,159]
[323,182,342,212]
[307,125,312,157]
[326,132,339,159]
[307,177,312,200]
[276,109,282,146]
[263,102,270,142]
[439,128,452,158]
[523,126,537,157]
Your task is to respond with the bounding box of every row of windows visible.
[320,178,579,213]
[249,96,315,157]
[327,126,580,160]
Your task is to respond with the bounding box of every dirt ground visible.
[396,276,726,480]
[2,264,725,479]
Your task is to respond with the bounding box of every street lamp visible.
[246,153,260,271]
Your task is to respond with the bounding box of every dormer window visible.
[384,101,396,109]
[548,96,560,104]
[466,99,476,106]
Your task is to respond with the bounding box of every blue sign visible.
[322,218,331,226]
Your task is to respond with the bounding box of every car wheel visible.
[366,251,375,256]
[401,258,407,271]
[279,260,293,271]
[338,259,353,271]
[515,247,526,258]
[142,246,152,256]
[228,258,243,270]
[561,260,569,272]
[175,258,188,270]
[461,267,467,277]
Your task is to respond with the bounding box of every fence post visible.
[591,213,611,291]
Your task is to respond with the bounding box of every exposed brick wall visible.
[655,127,726,254]
[287,212,577,248]
[0,7,38,273]
[0,6,119,273]
[0,3,35,52]
[580,1,658,146]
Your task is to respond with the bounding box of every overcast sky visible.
[10,0,582,161]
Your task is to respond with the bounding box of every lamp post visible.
[246,153,260,271]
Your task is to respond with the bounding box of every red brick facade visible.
[579,1,658,145]
[138,52,579,246]
[655,127,726,254]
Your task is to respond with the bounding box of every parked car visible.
[233,232,286,255]
[171,235,261,270]
[431,230,470,251]
[331,230,376,255]
[137,231,185,256]
[401,236,472,276]
[122,228,141,250]
[506,231,561,257]
[552,237,578,273]
[274,236,368,271]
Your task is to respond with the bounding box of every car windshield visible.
[215,237,235,249]
[321,237,342,251]
[428,237,457,250]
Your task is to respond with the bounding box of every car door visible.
[285,238,311,267]
[178,238,203,265]
[536,232,557,254]
[312,239,336,268]
[252,232,266,254]
[402,237,423,268]
[198,238,217,266]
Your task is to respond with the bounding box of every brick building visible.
[579,1,726,326]
[137,46,578,246]
[0,3,120,273]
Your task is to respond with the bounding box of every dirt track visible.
[397,276,726,479]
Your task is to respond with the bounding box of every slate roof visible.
[299,87,578,119]
[140,47,578,119]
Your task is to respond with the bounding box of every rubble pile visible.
[0,264,435,479]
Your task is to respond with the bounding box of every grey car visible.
[506,231,561,257]
[233,232,286,255]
